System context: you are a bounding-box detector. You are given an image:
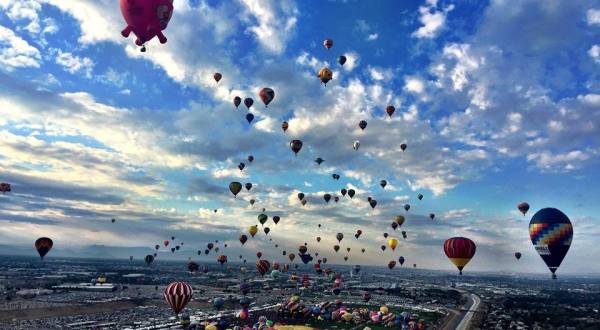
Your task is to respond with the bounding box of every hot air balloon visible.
[341,189,347,196]
[263,227,270,235]
[297,192,305,201]
[388,238,398,251]
[164,282,193,315]
[355,229,362,238]
[281,121,289,132]
[515,252,522,260]
[256,259,270,275]
[332,173,340,180]
[258,213,268,226]
[298,245,307,255]
[175,245,180,251]
[244,97,254,109]
[239,235,248,245]
[245,113,254,124]
[34,237,53,260]
[324,194,331,203]
[353,140,360,151]
[444,237,476,275]
[229,182,242,197]
[369,199,377,209]
[247,155,254,162]
[383,232,389,239]
[233,96,241,108]
[343,256,348,262]
[337,55,347,66]
[381,245,386,251]
[238,162,245,171]
[256,251,263,259]
[391,222,398,230]
[119,0,174,52]
[289,253,295,262]
[213,72,222,83]
[398,256,405,266]
[529,208,573,279]
[323,38,333,49]
[417,193,424,200]
[145,254,154,265]
[0,182,11,194]
[318,66,333,85]
[217,255,228,265]
[244,183,252,191]
[273,216,280,225]
[401,231,407,239]
[361,248,365,253]
[334,245,340,252]
[334,196,339,203]
[518,202,530,216]
[259,87,275,107]
[164,240,169,247]
[385,105,395,117]
[155,244,160,250]
[249,199,255,206]
[429,213,436,220]
[336,233,344,242]
[111,218,116,223]
[207,243,214,250]
[404,204,410,211]
[301,199,307,206]
[358,120,367,130]
[380,180,387,188]
[290,140,303,156]
[348,189,355,198]
[400,143,407,151]
[300,253,313,264]
[188,261,199,273]
[388,261,396,269]
[248,225,258,237]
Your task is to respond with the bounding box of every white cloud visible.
[527,150,595,172]
[412,0,454,39]
[53,49,94,78]
[404,76,425,94]
[0,25,41,69]
[342,51,360,72]
[239,0,298,54]
[589,44,600,63]
[442,208,472,219]
[366,33,379,41]
[441,43,481,91]
[587,9,600,25]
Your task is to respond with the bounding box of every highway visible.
[442,292,481,330]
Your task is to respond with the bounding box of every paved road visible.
[457,293,481,330]
[442,292,480,330]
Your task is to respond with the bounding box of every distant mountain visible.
[0,244,180,260]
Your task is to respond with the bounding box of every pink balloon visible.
[120,0,174,47]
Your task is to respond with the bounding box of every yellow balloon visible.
[379,306,389,314]
[205,324,218,330]
[248,225,258,237]
[387,238,398,251]
[318,66,333,85]
[394,215,405,226]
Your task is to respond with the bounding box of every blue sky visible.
[0,0,599,275]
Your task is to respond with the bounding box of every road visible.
[442,292,481,330]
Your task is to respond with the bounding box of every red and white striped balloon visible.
[164,282,193,315]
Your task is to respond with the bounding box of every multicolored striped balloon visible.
[164,282,193,315]
[256,259,270,275]
[529,207,573,279]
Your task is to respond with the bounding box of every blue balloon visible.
[246,113,254,123]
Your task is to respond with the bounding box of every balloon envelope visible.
[529,208,573,278]
[443,237,476,275]
[164,282,193,315]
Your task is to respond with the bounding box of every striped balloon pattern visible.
[443,237,476,275]
[529,207,573,279]
[256,259,270,275]
[164,282,193,315]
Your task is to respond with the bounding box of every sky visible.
[0,0,599,275]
